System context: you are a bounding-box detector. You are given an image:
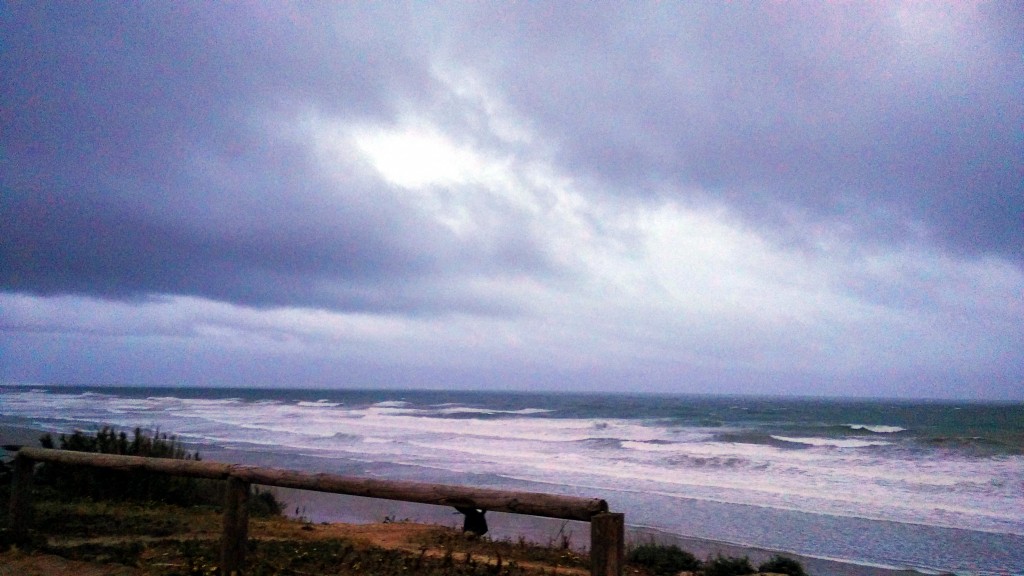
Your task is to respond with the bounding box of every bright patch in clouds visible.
[353,125,489,189]
[306,110,542,237]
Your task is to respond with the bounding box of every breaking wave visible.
[847,424,907,434]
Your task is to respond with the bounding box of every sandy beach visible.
[273,486,927,576]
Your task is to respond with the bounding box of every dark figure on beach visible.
[455,506,488,536]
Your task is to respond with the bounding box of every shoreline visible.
[2,422,931,576]
[273,486,928,576]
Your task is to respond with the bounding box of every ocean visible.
[1,385,1021,575]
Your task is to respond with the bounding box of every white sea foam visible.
[507,408,553,415]
[771,435,891,448]
[621,441,680,452]
[2,387,1022,542]
[180,398,242,406]
[434,406,554,416]
[848,424,906,434]
[297,400,342,407]
[362,437,391,444]
[445,407,506,415]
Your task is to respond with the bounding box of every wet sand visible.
[273,485,927,576]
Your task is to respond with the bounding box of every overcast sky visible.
[2,2,1021,399]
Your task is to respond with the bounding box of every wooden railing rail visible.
[8,447,623,576]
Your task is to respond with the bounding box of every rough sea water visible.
[1,386,1021,575]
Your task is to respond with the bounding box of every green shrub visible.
[627,542,701,575]
[758,555,807,576]
[250,486,285,517]
[37,427,214,506]
[41,426,196,460]
[35,426,281,516]
[704,554,756,576]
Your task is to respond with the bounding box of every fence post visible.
[9,454,35,542]
[221,476,250,576]
[591,512,624,576]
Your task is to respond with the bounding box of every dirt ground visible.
[0,520,592,576]
[0,548,142,576]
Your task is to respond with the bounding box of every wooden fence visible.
[8,447,624,576]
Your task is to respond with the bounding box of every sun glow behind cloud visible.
[353,126,487,189]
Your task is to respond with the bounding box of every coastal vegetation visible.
[622,541,806,569]
[757,555,808,576]
[35,426,282,516]
[626,542,806,576]
[627,542,701,574]
[37,426,216,507]
[703,554,756,576]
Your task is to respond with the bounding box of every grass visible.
[3,497,551,575]
[418,526,589,571]
[757,555,808,576]
[627,542,701,575]
[36,427,226,508]
[704,554,756,576]
[626,541,809,576]
[2,486,811,576]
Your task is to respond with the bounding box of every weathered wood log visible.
[590,512,624,576]
[228,465,608,521]
[13,447,622,575]
[17,447,232,479]
[221,477,250,576]
[17,448,607,521]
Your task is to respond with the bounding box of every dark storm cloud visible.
[3,138,551,313]
[1,3,553,312]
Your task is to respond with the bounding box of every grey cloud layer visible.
[2,2,1021,314]
[443,3,1022,258]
